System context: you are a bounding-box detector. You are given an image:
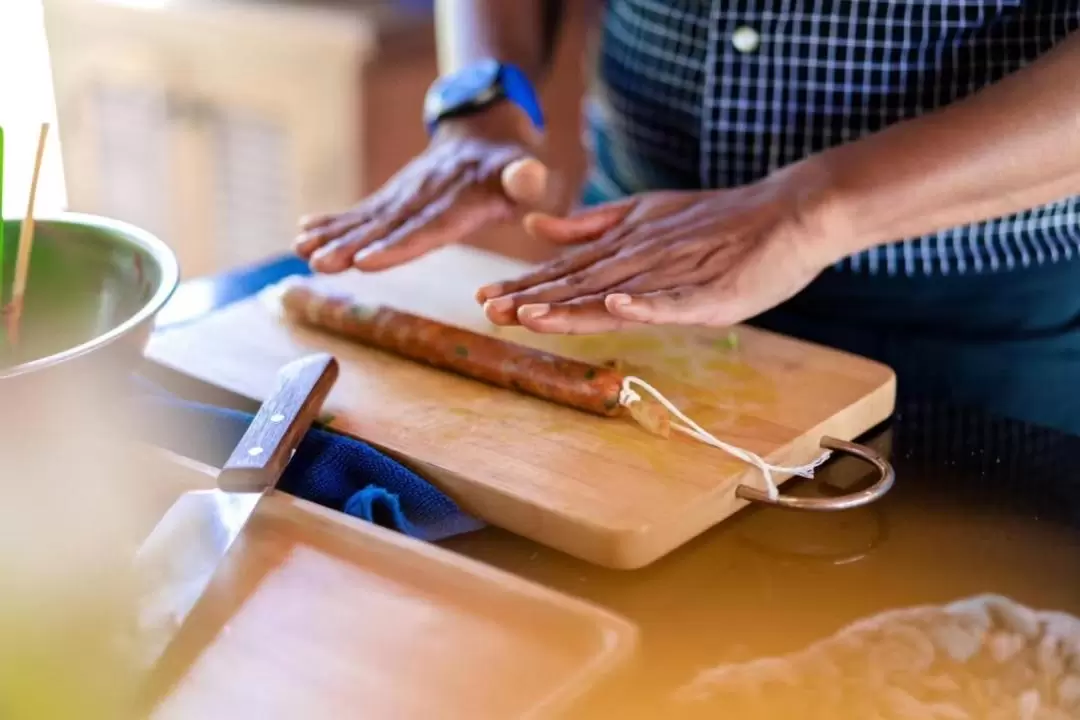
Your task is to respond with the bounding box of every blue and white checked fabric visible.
[582,0,1080,276]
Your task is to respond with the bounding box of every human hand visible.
[293,103,555,273]
[475,164,842,334]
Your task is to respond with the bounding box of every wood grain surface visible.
[145,245,896,568]
[143,464,636,720]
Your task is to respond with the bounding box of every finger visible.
[311,165,471,269]
[604,260,724,296]
[296,165,445,259]
[474,221,635,304]
[294,211,374,258]
[604,285,724,326]
[475,236,626,312]
[500,157,552,208]
[512,296,640,335]
[523,198,635,245]
[479,242,664,324]
[352,166,474,251]
[298,213,334,231]
[497,234,731,314]
[309,223,394,272]
[308,230,376,273]
[353,182,497,272]
[296,141,469,262]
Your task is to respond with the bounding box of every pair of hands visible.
[294,105,840,334]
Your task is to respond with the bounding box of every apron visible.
[749,260,1080,436]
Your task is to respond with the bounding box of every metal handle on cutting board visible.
[217,353,340,493]
[734,436,895,511]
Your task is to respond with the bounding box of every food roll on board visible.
[276,277,855,503]
[279,282,672,433]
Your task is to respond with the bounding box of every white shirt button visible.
[731,26,761,53]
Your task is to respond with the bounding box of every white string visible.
[618,376,832,501]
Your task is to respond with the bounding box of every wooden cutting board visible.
[141,457,635,720]
[145,245,896,568]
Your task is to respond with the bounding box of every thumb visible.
[522,198,635,245]
[500,156,558,211]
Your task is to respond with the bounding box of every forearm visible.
[434,0,562,81]
[803,31,1080,258]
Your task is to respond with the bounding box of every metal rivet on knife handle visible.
[217,353,339,493]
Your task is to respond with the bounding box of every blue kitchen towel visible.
[129,378,485,542]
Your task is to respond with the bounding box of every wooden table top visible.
[142,253,1080,718]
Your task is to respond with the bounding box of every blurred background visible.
[0,3,581,717]
[2,0,596,281]
[0,0,67,216]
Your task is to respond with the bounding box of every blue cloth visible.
[130,378,484,542]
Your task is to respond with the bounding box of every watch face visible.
[429,58,501,113]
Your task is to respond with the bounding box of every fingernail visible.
[606,293,632,309]
[518,303,550,320]
[484,297,514,313]
[478,284,503,300]
[352,244,384,266]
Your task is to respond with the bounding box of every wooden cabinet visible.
[45,0,374,278]
[43,0,591,278]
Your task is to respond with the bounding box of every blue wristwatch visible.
[422,59,545,136]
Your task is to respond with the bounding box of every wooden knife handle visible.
[217,353,339,492]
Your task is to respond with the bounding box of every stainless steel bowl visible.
[0,215,179,719]
[0,212,179,386]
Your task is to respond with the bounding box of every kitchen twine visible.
[618,376,833,501]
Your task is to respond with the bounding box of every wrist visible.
[432,100,544,152]
[425,59,545,144]
[762,154,858,270]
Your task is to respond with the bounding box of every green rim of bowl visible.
[0,211,180,380]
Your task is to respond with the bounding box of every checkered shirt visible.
[582,0,1080,275]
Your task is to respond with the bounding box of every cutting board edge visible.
[389,369,898,570]
[141,352,898,570]
[585,371,899,569]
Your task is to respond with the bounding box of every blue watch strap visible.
[423,60,545,136]
[498,63,545,132]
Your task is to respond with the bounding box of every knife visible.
[134,352,339,667]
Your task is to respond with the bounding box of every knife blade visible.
[134,352,339,666]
